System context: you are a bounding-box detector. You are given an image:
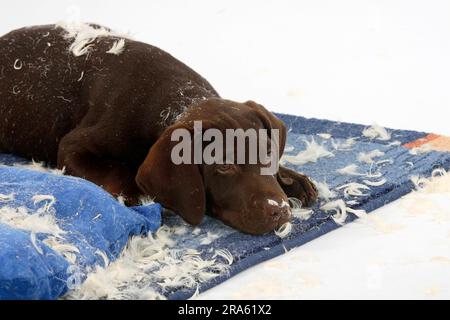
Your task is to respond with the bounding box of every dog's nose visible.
[269,209,283,221]
[265,199,291,222]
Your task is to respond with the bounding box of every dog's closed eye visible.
[216,164,237,175]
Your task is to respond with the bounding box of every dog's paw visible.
[277,167,318,207]
[297,175,318,207]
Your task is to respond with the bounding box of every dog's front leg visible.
[277,165,318,207]
[58,128,141,205]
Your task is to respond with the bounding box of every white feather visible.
[139,196,155,206]
[0,193,14,202]
[13,160,65,175]
[275,222,292,238]
[367,162,384,178]
[320,200,367,225]
[362,124,391,141]
[43,236,80,264]
[200,231,221,245]
[77,71,84,82]
[267,199,279,206]
[32,195,56,212]
[189,285,200,300]
[363,178,387,187]
[388,140,402,146]
[337,163,384,179]
[30,233,43,255]
[95,250,110,268]
[56,22,129,57]
[284,145,295,153]
[317,133,332,139]
[70,38,94,57]
[65,223,230,300]
[332,137,357,151]
[107,39,126,55]
[13,59,23,70]
[0,204,64,236]
[213,249,234,265]
[281,138,334,165]
[346,207,367,219]
[320,200,348,225]
[432,168,447,178]
[267,199,290,208]
[357,150,385,164]
[337,164,366,176]
[376,159,394,166]
[337,183,370,197]
[410,145,432,155]
[313,181,337,200]
[288,198,314,221]
[117,196,126,205]
[0,195,80,264]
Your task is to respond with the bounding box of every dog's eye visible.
[217,164,234,174]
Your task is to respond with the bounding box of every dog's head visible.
[136,98,291,235]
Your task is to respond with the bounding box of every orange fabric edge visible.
[403,133,441,149]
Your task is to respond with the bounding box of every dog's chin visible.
[210,208,291,235]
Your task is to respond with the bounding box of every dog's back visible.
[0,25,85,160]
[0,24,218,163]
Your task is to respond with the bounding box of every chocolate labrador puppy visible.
[0,24,317,235]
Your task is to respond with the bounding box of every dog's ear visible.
[136,124,205,225]
[244,101,287,157]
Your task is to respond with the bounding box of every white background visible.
[1,0,449,299]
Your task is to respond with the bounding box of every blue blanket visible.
[1,113,450,300]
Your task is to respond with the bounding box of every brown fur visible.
[0,24,317,234]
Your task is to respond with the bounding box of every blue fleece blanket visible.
[1,113,450,300]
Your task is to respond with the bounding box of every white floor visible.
[1,0,449,299]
